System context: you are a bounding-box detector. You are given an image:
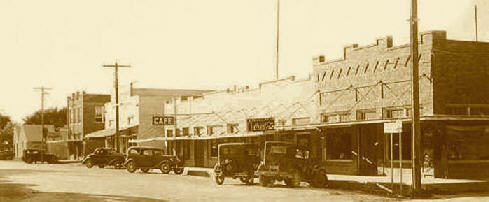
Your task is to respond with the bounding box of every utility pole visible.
[275,0,280,80]
[410,0,422,195]
[34,86,51,163]
[475,5,478,42]
[103,61,131,153]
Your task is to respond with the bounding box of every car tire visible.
[25,157,33,164]
[215,175,225,185]
[174,167,184,175]
[48,156,57,164]
[141,168,150,173]
[98,164,105,168]
[160,162,170,174]
[126,161,136,173]
[259,175,272,187]
[85,159,94,168]
[311,170,328,188]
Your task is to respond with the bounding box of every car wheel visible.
[98,164,105,168]
[85,159,94,168]
[126,161,136,173]
[174,167,184,175]
[141,168,150,173]
[311,170,328,188]
[25,157,33,164]
[215,175,225,185]
[160,162,170,174]
[259,175,272,187]
[48,156,57,164]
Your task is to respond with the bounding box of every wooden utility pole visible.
[475,5,478,42]
[34,86,51,163]
[410,0,422,195]
[275,0,280,80]
[103,61,131,153]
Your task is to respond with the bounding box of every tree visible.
[0,114,13,145]
[23,107,67,128]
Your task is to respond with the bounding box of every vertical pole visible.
[163,100,167,154]
[275,0,280,80]
[390,133,394,190]
[41,87,44,163]
[475,5,478,42]
[173,97,177,156]
[410,0,422,194]
[115,62,120,153]
[399,132,403,195]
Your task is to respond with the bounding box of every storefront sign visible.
[384,120,402,133]
[152,116,175,125]
[246,118,275,132]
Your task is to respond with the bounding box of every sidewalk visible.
[184,167,489,197]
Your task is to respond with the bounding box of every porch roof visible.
[84,125,138,139]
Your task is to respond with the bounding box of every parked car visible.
[22,149,58,164]
[213,143,260,185]
[0,149,14,160]
[256,141,328,188]
[82,147,125,169]
[124,146,184,174]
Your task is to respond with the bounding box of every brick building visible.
[66,91,111,159]
[312,30,489,178]
[85,84,212,153]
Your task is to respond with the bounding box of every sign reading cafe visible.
[246,118,275,132]
[152,115,175,125]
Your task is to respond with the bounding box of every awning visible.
[84,128,116,138]
[128,131,264,143]
[84,125,138,139]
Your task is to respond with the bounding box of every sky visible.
[0,0,487,123]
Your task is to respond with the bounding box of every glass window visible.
[210,140,217,157]
[270,146,287,154]
[326,133,352,160]
[129,149,139,155]
[95,106,104,123]
[142,150,152,156]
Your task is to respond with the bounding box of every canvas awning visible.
[84,125,138,139]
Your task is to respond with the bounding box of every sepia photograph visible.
[0,0,489,201]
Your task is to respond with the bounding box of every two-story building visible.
[66,91,111,159]
[85,84,212,153]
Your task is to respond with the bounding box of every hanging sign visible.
[384,120,402,133]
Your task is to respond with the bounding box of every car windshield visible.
[269,146,287,154]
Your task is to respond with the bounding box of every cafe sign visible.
[246,118,275,132]
[152,116,175,125]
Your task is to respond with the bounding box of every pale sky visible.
[0,0,487,122]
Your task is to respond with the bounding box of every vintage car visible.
[82,147,125,169]
[256,141,328,188]
[213,143,260,185]
[22,149,58,164]
[0,147,14,160]
[124,146,184,174]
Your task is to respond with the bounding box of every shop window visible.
[194,127,204,137]
[227,123,239,134]
[166,129,174,137]
[95,106,104,123]
[182,127,189,136]
[386,130,412,160]
[447,125,489,160]
[207,125,223,136]
[210,140,218,157]
[326,133,352,160]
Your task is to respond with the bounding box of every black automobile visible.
[213,143,260,185]
[0,149,14,160]
[256,141,328,188]
[124,146,184,174]
[82,147,125,169]
[22,149,58,164]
